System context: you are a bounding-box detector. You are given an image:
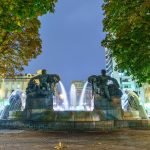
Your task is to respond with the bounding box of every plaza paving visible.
[0,129,149,150]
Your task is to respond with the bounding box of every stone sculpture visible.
[88,69,122,101]
[25,69,60,110]
[125,90,149,119]
[88,69,123,120]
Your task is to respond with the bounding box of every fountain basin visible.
[0,119,150,131]
[10,108,122,122]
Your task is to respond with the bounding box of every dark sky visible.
[25,0,105,90]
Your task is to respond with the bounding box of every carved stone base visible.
[25,95,53,109]
[94,97,122,120]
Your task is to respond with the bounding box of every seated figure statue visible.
[25,69,60,110]
[26,69,60,96]
[88,69,122,101]
[88,69,123,120]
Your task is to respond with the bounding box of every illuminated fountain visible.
[53,81,94,111]
[79,81,94,111]
[0,68,123,121]
[0,79,94,120]
[53,81,69,111]
[79,81,88,107]
[59,81,68,108]
[0,69,149,131]
[0,90,26,119]
[70,84,77,110]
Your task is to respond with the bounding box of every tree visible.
[0,18,41,76]
[102,0,150,83]
[0,0,57,76]
[0,0,57,32]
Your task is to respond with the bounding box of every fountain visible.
[70,84,77,110]
[0,69,122,121]
[53,81,94,112]
[0,69,150,130]
[79,81,88,110]
[121,90,149,119]
[53,81,69,111]
[0,90,25,119]
[59,81,69,109]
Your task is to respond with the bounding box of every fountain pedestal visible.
[94,96,122,120]
[88,73,123,120]
[24,90,54,120]
[8,111,23,120]
[25,93,53,109]
[23,70,60,120]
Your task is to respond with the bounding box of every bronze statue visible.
[88,69,122,101]
[26,69,60,95]
[25,69,60,110]
[88,69,123,119]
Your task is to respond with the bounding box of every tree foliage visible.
[102,0,150,83]
[0,18,41,76]
[0,0,57,32]
[0,0,57,76]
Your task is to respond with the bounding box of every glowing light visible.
[59,81,68,108]
[79,81,88,107]
[70,84,77,109]
[59,93,65,100]
[53,81,94,111]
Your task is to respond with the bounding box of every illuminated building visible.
[0,73,35,100]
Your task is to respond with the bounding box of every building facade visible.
[105,48,141,94]
[0,74,35,100]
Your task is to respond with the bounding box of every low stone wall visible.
[0,120,114,131]
[114,120,150,129]
[22,108,123,121]
[0,120,150,131]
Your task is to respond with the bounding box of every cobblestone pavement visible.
[0,129,150,150]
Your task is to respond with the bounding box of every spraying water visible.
[59,81,69,109]
[0,81,94,114]
[54,81,94,111]
[0,90,26,119]
[21,93,26,111]
[79,81,88,109]
[0,100,9,119]
[70,84,77,110]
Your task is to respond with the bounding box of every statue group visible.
[26,70,60,96]
[88,69,122,102]
[88,69,123,120]
[24,69,122,120]
[25,70,60,119]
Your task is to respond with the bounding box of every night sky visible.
[25,0,105,90]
